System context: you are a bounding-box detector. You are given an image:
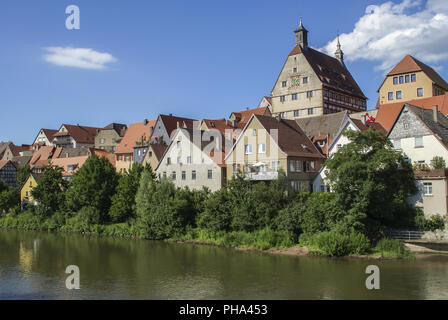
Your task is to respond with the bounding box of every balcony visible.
[239,162,279,181]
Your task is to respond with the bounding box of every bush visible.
[300,230,370,257]
[375,238,405,255]
[415,210,446,231]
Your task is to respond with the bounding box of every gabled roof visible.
[0,142,12,158]
[201,119,244,141]
[12,156,32,167]
[115,120,156,155]
[406,104,448,146]
[387,55,448,90]
[0,160,17,171]
[296,111,348,140]
[350,118,387,136]
[230,106,271,124]
[376,93,448,132]
[159,114,197,138]
[30,146,59,165]
[7,144,32,157]
[148,144,169,161]
[55,124,102,144]
[288,45,366,99]
[102,123,127,137]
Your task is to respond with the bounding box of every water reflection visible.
[0,230,447,300]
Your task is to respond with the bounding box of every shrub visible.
[375,238,405,255]
[415,210,446,231]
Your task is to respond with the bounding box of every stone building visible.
[95,123,127,153]
[269,18,366,121]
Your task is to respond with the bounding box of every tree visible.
[31,166,67,216]
[0,179,19,214]
[431,156,446,169]
[325,128,417,233]
[109,163,155,223]
[16,163,32,189]
[65,155,118,222]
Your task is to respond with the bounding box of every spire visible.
[294,17,308,49]
[335,34,345,66]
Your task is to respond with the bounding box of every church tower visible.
[294,18,308,49]
[335,36,345,66]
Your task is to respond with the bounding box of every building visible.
[156,128,226,192]
[1,144,33,161]
[269,18,366,121]
[142,143,168,172]
[115,119,155,172]
[150,114,197,145]
[0,160,18,188]
[410,169,448,219]
[388,104,448,167]
[376,93,448,132]
[20,173,41,207]
[225,114,324,191]
[52,124,101,149]
[229,106,272,125]
[32,129,58,148]
[377,55,448,106]
[95,123,127,153]
[313,115,386,192]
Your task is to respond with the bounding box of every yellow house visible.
[20,173,41,205]
[142,143,168,174]
[224,114,324,191]
[378,55,448,106]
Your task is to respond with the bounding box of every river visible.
[0,230,447,300]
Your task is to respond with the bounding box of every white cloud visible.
[321,0,448,72]
[43,47,117,70]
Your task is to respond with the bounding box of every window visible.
[280,96,286,102]
[291,181,303,191]
[282,81,288,88]
[177,156,181,164]
[182,171,186,180]
[258,144,266,154]
[271,161,280,171]
[293,67,298,73]
[148,151,152,157]
[289,160,302,172]
[245,144,252,154]
[252,129,257,136]
[100,138,105,144]
[187,156,191,164]
[192,171,197,180]
[415,136,424,148]
[393,77,398,84]
[399,76,404,84]
[280,112,287,118]
[171,171,176,180]
[167,157,171,165]
[163,172,167,179]
[292,93,298,100]
[388,92,394,100]
[177,141,181,148]
[417,88,423,97]
[208,170,213,179]
[423,183,433,196]
[306,91,314,98]
[303,77,309,84]
[308,108,315,115]
[294,110,301,117]
[396,91,402,99]
[411,74,416,82]
[393,139,401,149]
[405,75,410,83]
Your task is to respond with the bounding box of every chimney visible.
[144,119,148,126]
[433,105,439,123]
[361,115,367,125]
[246,107,249,111]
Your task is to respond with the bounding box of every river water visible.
[0,230,447,300]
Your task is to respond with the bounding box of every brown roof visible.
[115,120,156,155]
[376,93,448,132]
[288,45,366,99]
[30,146,58,165]
[91,149,116,167]
[57,124,102,144]
[149,144,168,161]
[414,169,448,179]
[160,115,197,138]
[351,118,387,136]
[230,107,271,124]
[264,97,272,104]
[42,129,58,140]
[12,156,32,167]
[254,115,324,158]
[387,55,448,90]
[8,144,32,157]
[296,111,348,140]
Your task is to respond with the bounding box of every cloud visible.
[321,0,448,72]
[43,47,117,70]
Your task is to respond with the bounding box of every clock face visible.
[291,76,300,88]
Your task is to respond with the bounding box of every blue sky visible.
[1,0,448,144]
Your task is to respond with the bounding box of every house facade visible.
[150,114,197,146]
[0,160,18,188]
[225,114,324,191]
[52,124,101,149]
[156,128,226,192]
[378,55,448,106]
[95,123,127,153]
[20,173,41,206]
[269,19,366,121]
[142,143,168,172]
[32,129,58,148]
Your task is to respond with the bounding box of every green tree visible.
[109,163,155,223]
[16,163,32,188]
[197,188,232,232]
[0,179,19,214]
[325,128,417,233]
[65,155,118,222]
[431,156,446,169]
[31,166,67,216]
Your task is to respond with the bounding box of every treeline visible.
[0,129,446,256]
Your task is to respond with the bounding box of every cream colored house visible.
[378,55,448,106]
[156,128,226,192]
[225,114,324,191]
[269,19,366,121]
[142,143,168,173]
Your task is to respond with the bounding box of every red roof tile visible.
[115,120,156,155]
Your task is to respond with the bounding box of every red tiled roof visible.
[376,93,448,132]
[351,119,387,136]
[115,120,156,155]
[56,124,102,144]
[230,107,271,124]
[9,144,32,157]
[160,115,197,137]
[387,55,448,90]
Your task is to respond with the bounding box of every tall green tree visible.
[31,166,67,216]
[0,179,19,214]
[325,128,417,232]
[109,163,155,223]
[65,155,118,222]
